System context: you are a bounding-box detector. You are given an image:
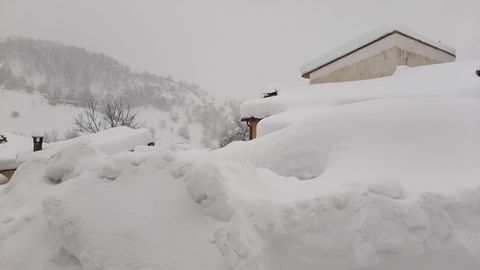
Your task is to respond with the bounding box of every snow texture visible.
[238,60,480,183]
[1,60,480,270]
[2,143,480,269]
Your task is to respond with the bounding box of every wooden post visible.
[242,117,261,140]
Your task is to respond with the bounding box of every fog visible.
[1,0,479,99]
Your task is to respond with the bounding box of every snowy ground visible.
[0,89,204,145]
[0,132,32,171]
[1,60,480,269]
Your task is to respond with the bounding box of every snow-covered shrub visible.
[10,110,20,118]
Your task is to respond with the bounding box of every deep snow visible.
[1,60,480,269]
[0,131,32,170]
[0,126,154,172]
[2,141,480,269]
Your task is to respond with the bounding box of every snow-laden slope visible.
[0,37,241,147]
[0,89,80,138]
[0,88,215,145]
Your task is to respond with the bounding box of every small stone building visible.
[300,24,456,84]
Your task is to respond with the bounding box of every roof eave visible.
[300,30,456,79]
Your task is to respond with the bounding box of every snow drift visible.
[1,60,480,269]
[234,60,480,183]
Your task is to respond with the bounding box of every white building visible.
[300,24,456,84]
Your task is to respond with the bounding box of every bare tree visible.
[73,98,138,134]
[103,99,138,129]
[73,99,103,133]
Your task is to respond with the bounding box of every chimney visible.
[32,132,44,152]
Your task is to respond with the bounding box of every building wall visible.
[309,33,455,84]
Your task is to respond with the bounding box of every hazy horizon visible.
[1,0,479,100]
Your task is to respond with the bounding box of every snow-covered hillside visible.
[1,60,480,269]
[0,88,217,145]
[0,37,242,147]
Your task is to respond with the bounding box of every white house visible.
[300,24,456,84]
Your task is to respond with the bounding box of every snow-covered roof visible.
[0,127,154,171]
[243,59,479,121]
[300,24,456,77]
[236,60,480,181]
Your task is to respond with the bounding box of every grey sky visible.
[1,0,479,100]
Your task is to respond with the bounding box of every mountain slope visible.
[0,37,242,146]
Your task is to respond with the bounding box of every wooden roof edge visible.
[301,30,456,78]
[241,117,262,121]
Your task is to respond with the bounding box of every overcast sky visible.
[1,0,479,100]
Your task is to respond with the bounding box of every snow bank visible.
[16,126,154,169]
[300,23,456,75]
[236,61,480,186]
[182,158,480,269]
[2,137,480,269]
[235,96,480,186]
[75,126,154,155]
[1,144,222,270]
[0,131,33,170]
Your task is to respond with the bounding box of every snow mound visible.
[45,139,103,183]
[78,126,154,155]
[235,61,480,187]
[2,141,480,269]
[14,126,154,171]
[179,158,480,269]
[185,160,234,221]
[0,131,33,170]
[367,180,405,199]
